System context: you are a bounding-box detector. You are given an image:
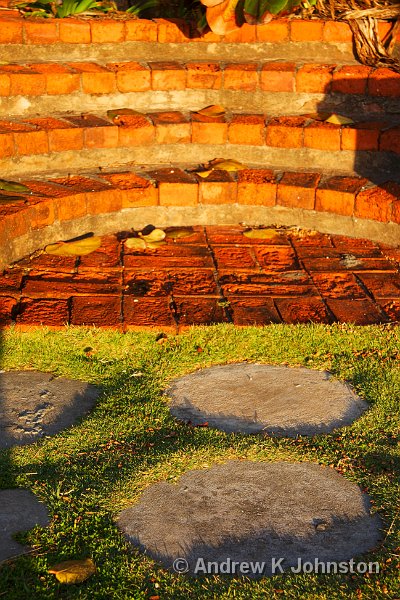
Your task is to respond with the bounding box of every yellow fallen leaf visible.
[165,227,194,239]
[125,237,146,250]
[48,558,96,584]
[193,104,225,118]
[45,237,102,256]
[243,228,280,239]
[325,114,354,125]
[208,158,247,171]
[195,169,213,178]
[140,228,166,243]
[146,241,167,249]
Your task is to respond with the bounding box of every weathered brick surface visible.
[174,296,227,325]
[17,297,69,326]
[71,295,121,326]
[228,296,281,325]
[326,298,388,325]
[275,297,331,323]
[123,295,174,327]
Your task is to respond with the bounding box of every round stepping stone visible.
[166,363,367,436]
[0,489,49,562]
[117,461,381,577]
[0,371,100,448]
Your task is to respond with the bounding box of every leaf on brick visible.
[48,558,96,584]
[243,228,280,239]
[196,158,247,177]
[0,179,31,194]
[140,228,166,242]
[107,108,137,120]
[45,236,102,256]
[325,114,354,125]
[0,194,27,204]
[125,237,147,250]
[193,105,226,118]
[165,227,194,239]
[146,241,167,249]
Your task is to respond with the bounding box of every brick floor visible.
[2,226,399,329]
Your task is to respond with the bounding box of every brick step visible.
[2,60,400,119]
[0,14,397,63]
[1,110,399,179]
[1,225,400,329]
[1,166,399,269]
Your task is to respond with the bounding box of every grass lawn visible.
[0,323,399,599]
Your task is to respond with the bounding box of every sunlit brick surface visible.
[2,227,399,329]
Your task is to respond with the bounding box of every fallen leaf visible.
[193,104,225,118]
[325,114,354,125]
[165,227,194,239]
[0,179,31,194]
[208,158,246,171]
[0,194,26,204]
[140,228,166,243]
[106,108,137,120]
[48,558,96,584]
[302,112,331,121]
[45,236,102,256]
[243,228,280,239]
[125,237,146,250]
[146,241,167,249]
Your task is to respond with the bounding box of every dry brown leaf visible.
[48,558,96,584]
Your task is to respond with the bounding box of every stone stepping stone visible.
[117,461,381,577]
[0,371,100,449]
[0,489,49,562]
[166,363,367,436]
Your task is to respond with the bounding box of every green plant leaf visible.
[0,179,31,194]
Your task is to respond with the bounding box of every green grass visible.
[0,323,399,599]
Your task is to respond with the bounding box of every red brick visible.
[174,296,226,325]
[59,19,91,43]
[332,66,372,95]
[296,64,335,93]
[256,20,288,42]
[14,130,49,155]
[380,126,400,154]
[290,20,324,42]
[149,62,186,90]
[253,246,298,271]
[277,172,320,210]
[71,295,121,327]
[304,121,341,151]
[237,169,276,206]
[228,296,281,325]
[357,273,400,298]
[0,269,23,292]
[64,114,118,149]
[125,18,158,42]
[52,174,111,194]
[151,111,191,144]
[123,296,174,327]
[24,269,121,296]
[124,268,217,295]
[0,295,17,325]
[186,62,222,89]
[0,18,23,43]
[213,246,256,269]
[71,63,115,94]
[0,131,14,158]
[191,118,228,144]
[48,126,84,152]
[86,189,123,215]
[326,298,387,324]
[29,197,55,229]
[108,61,151,93]
[31,63,80,95]
[355,182,400,222]
[260,62,295,92]
[78,235,120,269]
[156,18,189,43]
[90,19,125,43]
[311,272,366,299]
[206,225,289,246]
[341,122,381,151]
[369,68,400,97]
[123,244,212,269]
[24,20,58,44]
[0,73,10,96]
[117,114,155,146]
[323,21,353,43]
[275,297,331,323]
[228,114,265,145]
[57,193,87,221]
[100,172,158,208]
[17,297,69,326]
[198,170,237,204]
[9,71,46,96]
[223,23,256,43]
[316,176,367,216]
[223,63,258,91]
[302,256,394,272]
[266,116,306,148]
[379,299,400,321]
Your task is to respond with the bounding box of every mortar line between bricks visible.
[203,226,233,324]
